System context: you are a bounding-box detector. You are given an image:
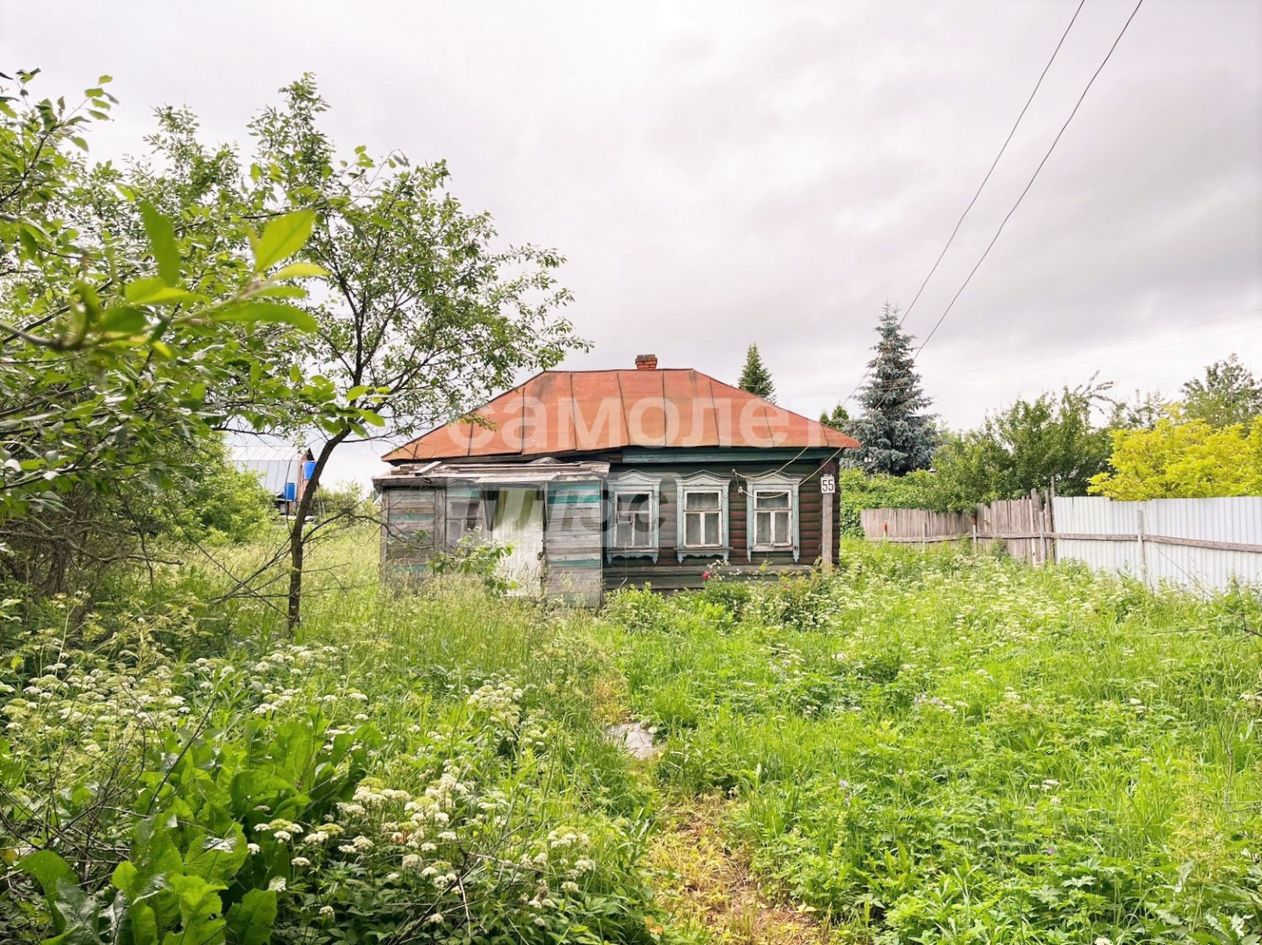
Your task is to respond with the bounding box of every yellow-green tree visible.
[1088,414,1262,499]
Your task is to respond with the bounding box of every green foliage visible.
[845,304,936,475]
[605,543,1262,943]
[0,534,662,944]
[151,437,277,545]
[0,69,327,518]
[427,535,516,594]
[929,385,1112,509]
[835,467,936,536]
[1181,354,1262,428]
[737,344,776,402]
[819,402,849,430]
[1090,414,1262,499]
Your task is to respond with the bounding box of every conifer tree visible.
[738,343,776,402]
[847,304,936,474]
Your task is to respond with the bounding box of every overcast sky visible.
[6,0,1261,486]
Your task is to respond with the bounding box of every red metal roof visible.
[382,368,859,463]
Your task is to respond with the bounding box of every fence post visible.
[1137,507,1149,586]
[921,520,927,552]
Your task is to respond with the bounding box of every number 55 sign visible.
[820,473,836,495]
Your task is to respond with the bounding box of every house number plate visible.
[820,474,836,494]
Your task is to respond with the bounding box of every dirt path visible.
[646,794,837,944]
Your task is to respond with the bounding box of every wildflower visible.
[426,913,445,925]
[268,877,286,892]
[291,856,311,867]
[402,854,423,871]
[247,843,261,855]
[319,905,335,919]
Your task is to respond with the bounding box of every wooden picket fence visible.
[859,490,1055,565]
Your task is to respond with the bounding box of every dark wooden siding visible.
[602,460,840,592]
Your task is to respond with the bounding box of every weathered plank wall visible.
[544,481,604,605]
[380,486,445,581]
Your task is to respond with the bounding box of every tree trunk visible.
[287,428,349,632]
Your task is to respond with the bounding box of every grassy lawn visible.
[2,533,1259,943]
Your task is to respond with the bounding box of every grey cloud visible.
[4,0,1259,488]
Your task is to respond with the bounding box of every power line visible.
[898,0,1088,329]
[831,0,1091,414]
[913,0,1147,359]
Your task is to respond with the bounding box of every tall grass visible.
[603,541,1262,943]
[4,530,1258,943]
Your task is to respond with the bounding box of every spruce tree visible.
[738,343,776,402]
[847,304,936,474]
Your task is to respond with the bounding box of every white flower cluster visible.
[466,680,525,730]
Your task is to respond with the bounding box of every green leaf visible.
[251,210,315,273]
[126,901,159,945]
[270,261,328,280]
[248,285,307,300]
[99,307,147,335]
[183,828,247,884]
[224,889,277,945]
[167,874,225,945]
[139,202,180,285]
[214,302,317,332]
[124,278,196,305]
[18,849,77,903]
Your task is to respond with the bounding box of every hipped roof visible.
[382,368,858,463]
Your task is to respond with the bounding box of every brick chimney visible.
[635,353,658,370]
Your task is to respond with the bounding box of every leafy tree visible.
[846,304,935,475]
[1107,388,1167,430]
[0,70,324,588]
[819,403,850,430]
[1181,354,1262,427]
[240,76,585,628]
[928,386,1112,509]
[1089,414,1262,499]
[737,343,776,401]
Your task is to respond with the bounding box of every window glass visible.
[681,487,723,548]
[755,490,790,510]
[613,491,653,548]
[686,491,720,511]
[753,489,792,548]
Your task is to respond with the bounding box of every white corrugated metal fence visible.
[1052,496,1262,593]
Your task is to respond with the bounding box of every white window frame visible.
[676,472,729,562]
[747,472,801,561]
[607,471,660,561]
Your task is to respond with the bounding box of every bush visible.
[836,468,935,536]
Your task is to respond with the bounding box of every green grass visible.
[2,532,1259,943]
[602,542,1262,943]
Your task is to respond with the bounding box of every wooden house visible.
[375,354,858,604]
